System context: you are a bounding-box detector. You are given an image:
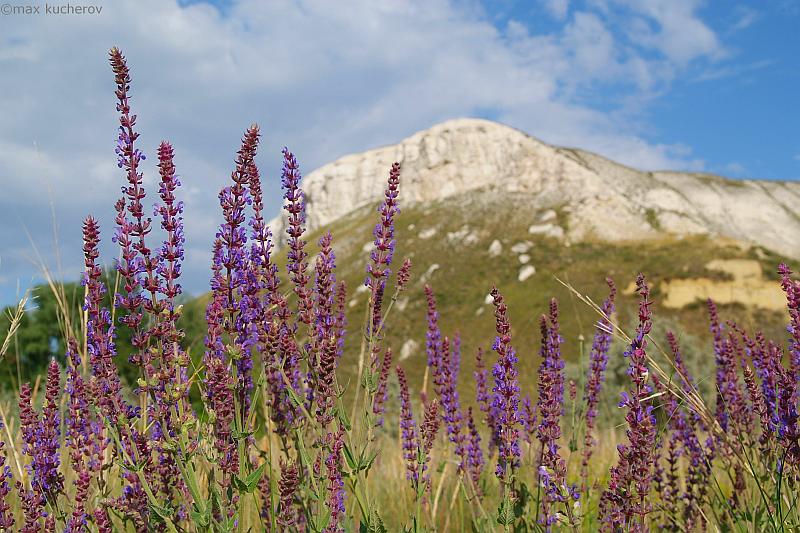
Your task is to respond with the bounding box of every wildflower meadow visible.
[1,48,799,532]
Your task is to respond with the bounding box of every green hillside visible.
[179,189,797,412]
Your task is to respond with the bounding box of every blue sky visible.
[0,0,798,306]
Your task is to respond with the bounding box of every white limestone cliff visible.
[269,118,800,260]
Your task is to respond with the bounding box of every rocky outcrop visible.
[269,118,800,260]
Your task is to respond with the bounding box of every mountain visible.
[270,118,800,261]
[253,118,800,402]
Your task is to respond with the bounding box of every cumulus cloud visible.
[0,0,731,303]
[601,0,725,66]
[541,0,569,20]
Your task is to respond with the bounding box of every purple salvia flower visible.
[315,329,340,428]
[154,140,184,301]
[708,299,745,435]
[65,469,91,532]
[450,333,461,380]
[520,394,536,442]
[725,324,754,433]
[0,422,13,531]
[94,507,112,533]
[17,480,44,533]
[599,274,657,532]
[311,232,339,426]
[64,338,104,476]
[779,264,800,404]
[83,216,127,419]
[397,366,421,489]
[581,278,616,487]
[246,147,284,427]
[36,360,64,499]
[18,384,47,529]
[438,336,467,471]
[18,384,36,463]
[203,246,227,368]
[373,348,393,427]
[365,162,401,334]
[212,126,259,418]
[742,364,772,446]
[313,232,337,352]
[489,286,521,481]
[425,285,444,396]
[661,429,682,527]
[475,346,500,449]
[776,365,800,465]
[246,138,279,305]
[152,141,191,436]
[207,354,238,481]
[277,461,300,528]
[474,347,489,409]
[110,47,162,368]
[324,431,346,533]
[282,147,313,326]
[668,331,695,394]
[264,297,305,433]
[664,335,711,529]
[420,399,441,491]
[396,257,412,291]
[333,281,348,360]
[83,214,145,529]
[466,407,485,494]
[536,300,573,530]
[650,373,685,523]
[741,330,778,438]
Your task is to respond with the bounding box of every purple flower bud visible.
[373,348,393,426]
[397,366,421,488]
[277,461,299,528]
[0,422,13,530]
[466,407,484,494]
[324,431,346,533]
[396,257,412,291]
[489,286,521,480]
[599,274,657,531]
[282,147,313,326]
[536,300,572,529]
[365,163,401,334]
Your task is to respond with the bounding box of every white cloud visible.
[725,162,747,176]
[730,6,759,32]
[541,0,569,20]
[562,12,619,82]
[611,0,725,65]
[0,0,728,302]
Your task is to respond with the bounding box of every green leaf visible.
[343,442,358,471]
[287,386,305,408]
[234,463,267,494]
[318,509,331,531]
[149,502,174,521]
[336,405,352,431]
[244,463,266,493]
[190,504,211,528]
[361,449,380,473]
[367,508,388,533]
[296,432,314,470]
[497,497,515,526]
